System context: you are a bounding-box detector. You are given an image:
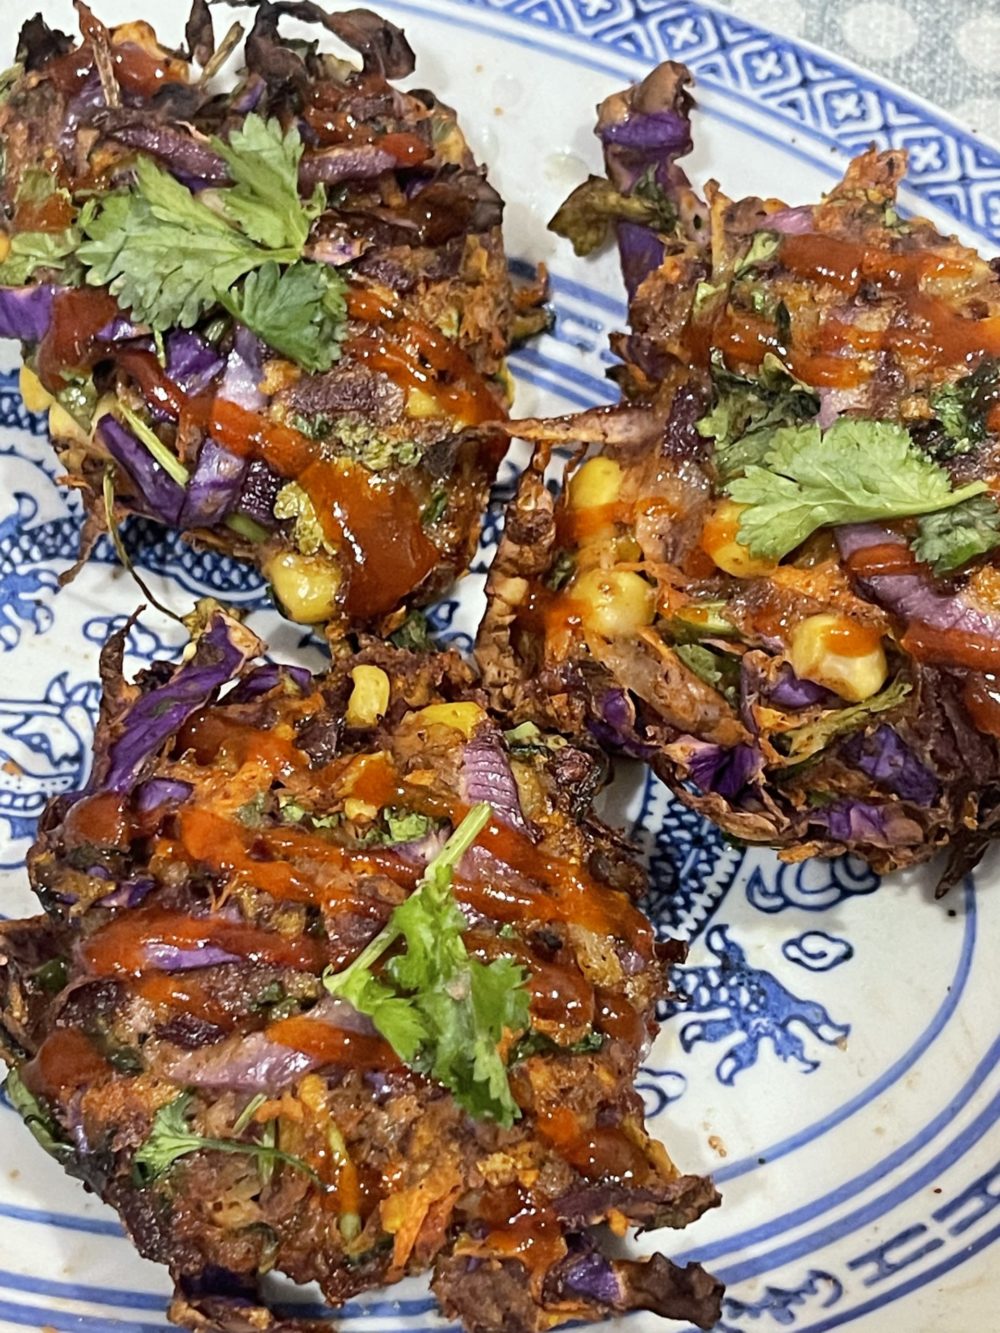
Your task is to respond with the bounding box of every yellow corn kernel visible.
[407,387,444,419]
[48,402,88,446]
[568,456,623,511]
[700,500,775,578]
[0,232,10,265]
[403,701,486,738]
[345,665,391,728]
[19,365,53,413]
[263,550,341,625]
[344,797,379,822]
[572,567,656,639]
[789,613,887,703]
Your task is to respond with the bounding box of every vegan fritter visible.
[0,2,544,638]
[1,608,721,1333]
[480,61,1000,886]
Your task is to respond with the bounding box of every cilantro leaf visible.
[133,1092,317,1185]
[923,359,1000,459]
[728,418,989,561]
[217,261,346,373]
[912,494,1000,574]
[78,157,291,329]
[324,803,530,1126]
[696,352,818,483]
[0,228,81,286]
[212,115,323,252]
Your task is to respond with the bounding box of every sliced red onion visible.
[163,997,376,1090]
[299,144,396,185]
[0,284,56,343]
[164,1031,318,1090]
[144,942,243,970]
[837,524,1000,654]
[765,207,813,235]
[134,778,194,812]
[96,414,187,526]
[106,123,229,184]
[462,732,535,837]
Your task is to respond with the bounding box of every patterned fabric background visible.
[715,0,1000,145]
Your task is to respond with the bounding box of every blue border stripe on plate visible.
[711,878,977,1183]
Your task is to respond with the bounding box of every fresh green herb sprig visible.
[324,803,530,1126]
[912,495,1000,575]
[133,1092,317,1185]
[77,115,346,371]
[727,418,992,561]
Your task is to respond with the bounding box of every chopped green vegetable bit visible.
[274,481,330,556]
[696,352,818,484]
[924,359,1000,459]
[4,1068,75,1166]
[133,1092,317,1185]
[912,495,1000,575]
[778,677,911,761]
[389,610,434,652]
[548,171,675,257]
[421,488,448,526]
[674,643,740,705]
[324,803,530,1125]
[727,418,989,561]
[510,1029,605,1062]
[735,230,780,276]
[32,957,68,993]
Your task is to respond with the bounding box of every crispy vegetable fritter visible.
[1,609,722,1333]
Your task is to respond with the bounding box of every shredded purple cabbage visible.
[227,663,313,703]
[100,613,259,793]
[617,222,666,300]
[299,143,396,185]
[218,325,266,411]
[105,123,229,184]
[688,741,761,799]
[96,414,187,526]
[180,439,248,529]
[587,688,658,760]
[840,725,939,804]
[165,331,225,398]
[0,284,55,342]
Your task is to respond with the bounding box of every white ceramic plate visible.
[0,3,999,1331]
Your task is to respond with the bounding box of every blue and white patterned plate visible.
[1,3,998,1331]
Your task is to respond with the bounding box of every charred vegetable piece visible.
[0,1,544,640]
[480,60,1000,888]
[5,608,722,1333]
